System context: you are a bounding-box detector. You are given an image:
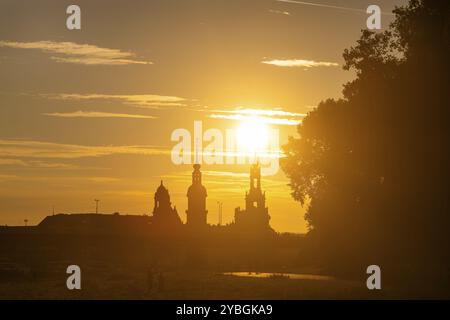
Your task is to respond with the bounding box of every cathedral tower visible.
[246,162,266,211]
[152,180,182,228]
[186,164,208,227]
[234,162,271,230]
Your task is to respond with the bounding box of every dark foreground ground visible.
[0,230,446,299]
[0,262,394,300]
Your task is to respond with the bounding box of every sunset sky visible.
[0,0,405,232]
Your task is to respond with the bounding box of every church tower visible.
[152,180,182,228]
[234,162,271,231]
[154,180,171,212]
[186,164,208,228]
[246,162,266,211]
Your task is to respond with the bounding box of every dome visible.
[187,183,207,197]
[155,180,169,197]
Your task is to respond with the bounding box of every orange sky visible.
[0,0,405,232]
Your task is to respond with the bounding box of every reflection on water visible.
[223,272,335,281]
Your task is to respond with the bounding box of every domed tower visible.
[154,180,171,211]
[152,180,181,227]
[186,164,208,227]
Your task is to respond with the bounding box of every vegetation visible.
[282,0,450,289]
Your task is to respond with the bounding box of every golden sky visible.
[0,0,405,232]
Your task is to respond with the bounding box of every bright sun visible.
[236,117,270,157]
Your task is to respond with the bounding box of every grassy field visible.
[0,261,395,300]
[0,232,443,299]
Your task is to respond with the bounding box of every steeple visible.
[186,164,208,228]
[192,163,202,185]
[249,161,261,191]
[234,163,271,231]
[246,162,265,210]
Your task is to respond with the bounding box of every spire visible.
[156,180,169,196]
[192,163,202,184]
[250,162,261,191]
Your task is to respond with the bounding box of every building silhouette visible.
[38,213,151,235]
[234,162,271,231]
[186,164,208,228]
[152,180,182,228]
[24,164,276,236]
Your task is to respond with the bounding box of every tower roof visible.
[187,164,207,196]
[187,183,207,196]
[156,180,169,196]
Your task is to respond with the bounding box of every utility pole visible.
[94,199,100,214]
[217,201,223,226]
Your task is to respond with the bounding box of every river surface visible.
[222,272,335,281]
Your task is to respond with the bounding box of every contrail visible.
[276,0,394,15]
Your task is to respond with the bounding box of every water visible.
[222,272,335,281]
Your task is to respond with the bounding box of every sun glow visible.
[209,107,303,126]
[236,117,270,157]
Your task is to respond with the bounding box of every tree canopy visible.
[281,0,450,281]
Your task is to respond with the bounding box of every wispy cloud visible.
[0,158,79,169]
[209,108,305,126]
[0,174,120,183]
[210,114,300,126]
[203,170,249,178]
[43,111,156,119]
[262,59,339,68]
[0,159,26,166]
[0,139,170,159]
[163,170,249,181]
[276,0,394,15]
[87,177,121,183]
[161,170,289,197]
[0,40,152,65]
[213,108,306,117]
[0,174,20,182]
[42,93,187,108]
[268,9,291,16]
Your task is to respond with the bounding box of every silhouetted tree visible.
[282,0,450,286]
